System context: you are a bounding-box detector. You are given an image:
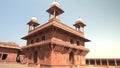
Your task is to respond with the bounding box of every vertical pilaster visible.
[31,51,34,63]
[74,54,80,65]
[26,53,29,64]
[74,55,77,64]
[0,53,3,61]
[49,14,51,20]
[53,10,56,18]
[29,25,30,31]
[37,49,40,64]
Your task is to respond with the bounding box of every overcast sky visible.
[0,0,120,58]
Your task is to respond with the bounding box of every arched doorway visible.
[69,52,74,64]
[34,51,38,64]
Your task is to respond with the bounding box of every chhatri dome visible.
[51,1,60,8]
[46,1,64,19]
[27,16,39,27]
[74,17,86,27]
[76,18,84,23]
[30,17,38,24]
[31,17,37,20]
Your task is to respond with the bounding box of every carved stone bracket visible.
[62,47,68,53]
[53,46,63,52]
[67,48,72,53]
[80,51,88,56]
[74,50,80,54]
[60,47,65,54]
[51,44,55,49]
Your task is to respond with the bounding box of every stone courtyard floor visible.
[0,63,35,68]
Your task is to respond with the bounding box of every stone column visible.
[79,55,85,65]
[66,53,69,64]
[0,53,3,61]
[74,55,77,64]
[100,59,102,65]
[95,59,97,65]
[88,59,90,65]
[26,53,29,64]
[37,49,40,64]
[115,59,117,66]
[107,59,109,66]
[74,54,80,65]
[31,51,34,63]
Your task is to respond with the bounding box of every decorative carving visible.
[53,46,62,52]
[74,50,80,55]
[80,51,88,56]
[78,50,82,55]
[60,47,65,54]
[63,47,68,53]
[67,48,72,53]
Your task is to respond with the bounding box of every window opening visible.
[34,51,38,63]
[102,60,107,65]
[42,36,45,41]
[69,52,74,64]
[86,59,89,64]
[109,60,115,66]
[36,38,39,42]
[117,60,120,66]
[90,60,95,65]
[2,54,8,60]
[96,60,100,65]
[77,41,80,46]
[70,38,74,44]
[31,40,33,44]
[0,54,1,58]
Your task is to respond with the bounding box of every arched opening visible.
[0,54,1,58]
[16,50,21,63]
[70,38,74,44]
[2,54,8,60]
[16,54,21,63]
[33,51,38,64]
[42,36,45,41]
[69,52,74,64]
[77,41,80,46]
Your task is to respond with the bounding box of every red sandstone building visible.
[0,1,120,68]
[0,42,21,62]
[22,1,90,68]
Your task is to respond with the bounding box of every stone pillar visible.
[67,53,69,64]
[88,59,90,65]
[37,49,40,64]
[100,59,102,65]
[115,59,117,66]
[74,55,80,65]
[26,53,29,64]
[0,53,3,61]
[79,55,85,65]
[49,14,51,20]
[74,55,77,64]
[95,59,97,65]
[107,59,109,66]
[31,51,34,63]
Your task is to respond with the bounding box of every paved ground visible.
[0,63,35,68]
